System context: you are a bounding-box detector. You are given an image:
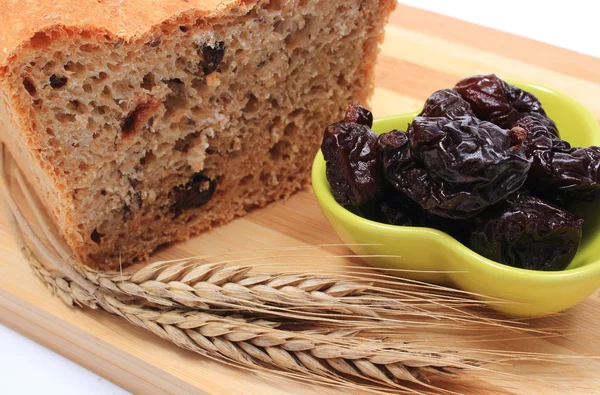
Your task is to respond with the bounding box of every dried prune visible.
[49,74,68,89]
[201,41,226,75]
[470,191,583,271]
[514,116,600,201]
[376,129,412,177]
[345,104,374,128]
[419,89,474,119]
[504,82,546,115]
[453,74,519,128]
[514,116,569,151]
[541,147,600,201]
[321,121,382,206]
[170,173,217,216]
[453,74,558,134]
[381,116,531,219]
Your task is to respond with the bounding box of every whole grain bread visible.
[0,0,396,269]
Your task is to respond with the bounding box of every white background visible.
[398,0,600,58]
[2,1,599,394]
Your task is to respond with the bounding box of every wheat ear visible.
[26,243,481,394]
[68,258,541,334]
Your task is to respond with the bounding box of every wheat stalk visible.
[28,240,596,394]
[24,242,479,394]
[66,258,543,334]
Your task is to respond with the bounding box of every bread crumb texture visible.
[0,0,396,269]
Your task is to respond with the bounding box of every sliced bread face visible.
[0,0,395,269]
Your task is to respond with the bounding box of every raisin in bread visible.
[0,0,396,270]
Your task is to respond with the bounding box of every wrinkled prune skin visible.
[453,74,558,135]
[376,129,412,177]
[521,110,559,137]
[345,104,374,128]
[514,116,569,151]
[170,173,217,217]
[504,82,546,115]
[419,89,475,119]
[380,116,531,219]
[321,121,382,207]
[515,116,600,201]
[453,74,520,128]
[201,41,226,75]
[470,191,583,271]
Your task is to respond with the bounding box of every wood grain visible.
[2,5,600,394]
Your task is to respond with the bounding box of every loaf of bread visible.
[0,0,396,269]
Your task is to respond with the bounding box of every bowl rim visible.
[312,80,600,282]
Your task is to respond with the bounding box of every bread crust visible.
[0,0,252,70]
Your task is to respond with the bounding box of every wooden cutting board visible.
[2,4,600,394]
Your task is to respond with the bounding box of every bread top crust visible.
[0,0,249,71]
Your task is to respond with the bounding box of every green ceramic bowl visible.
[312,81,600,318]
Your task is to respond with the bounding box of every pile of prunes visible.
[321,74,600,271]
